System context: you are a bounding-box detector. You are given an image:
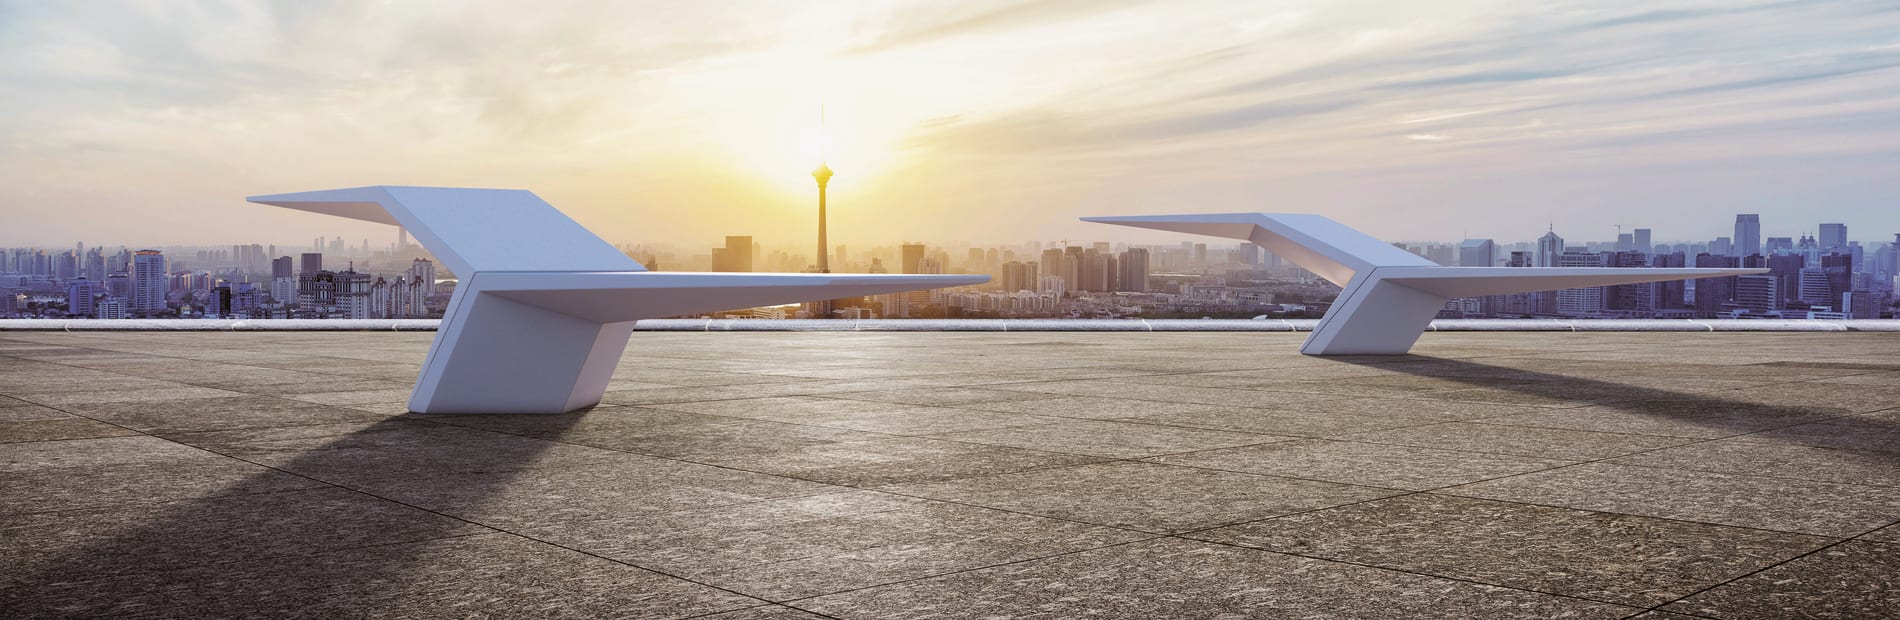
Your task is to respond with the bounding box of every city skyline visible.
[4,1,1898,246]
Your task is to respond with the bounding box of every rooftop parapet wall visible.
[2,319,1896,332]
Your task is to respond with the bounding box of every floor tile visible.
[1150,439,1572,490]
[1482,398,1836,439]
[1193,493,1830,606]
[1447,463,1900,536]
[885,461,1396,533]
[535,491,1147,600]
[824,387,1058,407]
[800,538,1635,619]
[0,533,761,619]
[1663,541,1900,619]
[1610,439,1900,488]
[1119,406,1433,437]
[0,416,139,443]
[0,486,485,587]
[1342,422,1691,459]
[163,420,627,484]
[0,436,327,514]
[951,395,1228,419]
[353,455,839,529]
[932,419,1281,458]
[693,436,1103,487]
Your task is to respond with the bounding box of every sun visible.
[707,101,902,201]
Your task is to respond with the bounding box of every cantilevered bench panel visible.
[1086,212,1764,356]
[249,186,643,277]
[253,185,987,413]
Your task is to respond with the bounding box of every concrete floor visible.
[2,331,1897,618]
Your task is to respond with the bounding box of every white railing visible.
[1,319,1896,332]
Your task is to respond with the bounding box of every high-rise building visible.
[335,267,375,319]
[206,285,233,318]
[1819,223,1847,251]
[1733,214,1761,257]
[95,297,128,319]
[0,288,18,318]
[1457,239,1495,267]
[1765,254,1803,310]
[300,253,323,275]
[712,236,753,272]
[1633,229,1652,254]
[1555,250,1604,315]
[130,250,167,315]
[1820,254,1853,310]
[1694,254,1740,315]
[1038,274,1067,299]
[1535,229,1564,267]
[409,258,436,296]
[1841,290,1878,319]
[1039,248,1064,284]
[1604,252,1653,311]
[1118,248,1151,293]
[1239,243,1260,266]
[1000,261,1039,293]
[1734,275,1778,313]
[1653,252,1687,308]
[1079,249,1112,292]
[1797,268,1834,308]
[66,278,97,317]
[901,243,926,275]
[1766,237,1794,255]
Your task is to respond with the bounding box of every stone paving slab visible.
[1,331,1898,617]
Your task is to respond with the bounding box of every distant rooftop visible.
[2,330,1897,617]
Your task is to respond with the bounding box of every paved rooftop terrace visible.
[2,331,1898,618]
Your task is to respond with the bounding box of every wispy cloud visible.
[0,0,1896,246]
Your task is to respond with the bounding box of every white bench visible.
[253,186,984,413]
[1084,213,1762,355]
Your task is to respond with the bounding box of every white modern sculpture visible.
[1084,213,1764,355]
[252,186,986,414]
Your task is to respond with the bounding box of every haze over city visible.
[3,0,1898,248]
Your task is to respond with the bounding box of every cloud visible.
[1,0,1897,248]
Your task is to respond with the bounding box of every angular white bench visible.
[253,186,985,413]
[1084,213,1763,355]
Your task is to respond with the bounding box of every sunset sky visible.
[2,0,1896,249]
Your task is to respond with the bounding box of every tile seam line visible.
[1176,529,1658,612]
[1636,514,1900,616]
[148,426,786,613]
[1195,404,1891,541]
[407,415,1155,535]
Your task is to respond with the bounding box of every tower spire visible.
[812,105,833,274]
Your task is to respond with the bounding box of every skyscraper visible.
[901,243,926,274]
[130,250,167,315]
[1535,228,1564,267]
[1765,254,1803,309]
[1819,223,1847,251]
[1457,239,1495,267]
[1633,228,1652,254]
[300,252,323,275]
[1734,275,1778,313]
[1117,247,1151,292]
[1734,214,1761,257]
[1555,250,1604,315]
[712,236,753,272]
[66,278,96,317]
[409,259,436,296]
